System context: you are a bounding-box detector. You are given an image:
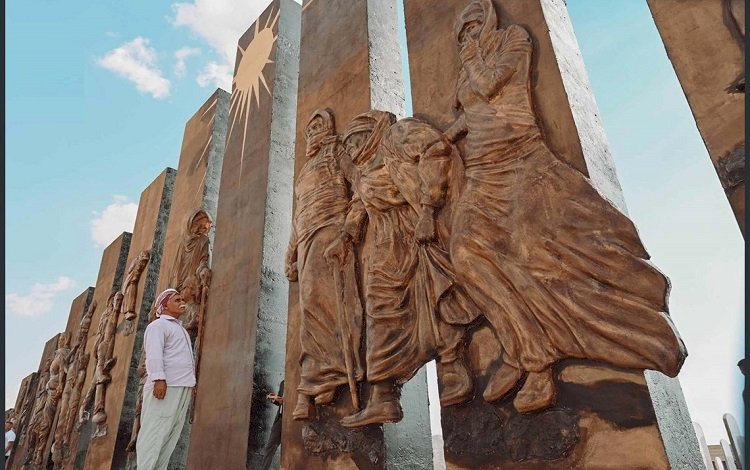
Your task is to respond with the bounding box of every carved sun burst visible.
[227,8,280,175]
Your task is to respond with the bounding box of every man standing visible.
[136,288,195,470]
[259,380,284,470]
[5,420,15,463]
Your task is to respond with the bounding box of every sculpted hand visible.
[459,37,480,62]
[415,208,437,244]
[199,268,211,288]
[153,380,167,400]
[325,234,351,266]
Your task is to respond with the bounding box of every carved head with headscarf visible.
[342,110,396,166]
[169,208,212,293]
[305,108,336,158]
[455,0,497,49]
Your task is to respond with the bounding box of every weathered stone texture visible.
[186,2,300,468]
[647,0,745,235]
[72,232,132,469]
[80,169,175,470]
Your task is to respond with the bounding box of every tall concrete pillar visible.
[403,0,703,468]
[647,0,745,236]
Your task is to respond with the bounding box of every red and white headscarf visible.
[154,288,179,317]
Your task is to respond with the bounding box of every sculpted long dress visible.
[342,112,474,386]
[449,7,686,382]
[290,138,359,399]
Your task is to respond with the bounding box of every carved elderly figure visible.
[285,109,360,420]
[33,333,71,465]
[52,303,94,466]
[23,360,50,465]
[325,111,475,427]
[79,291,123,436]
[168,208,212,336]
[431,0,687,412]
[122,249,152,325]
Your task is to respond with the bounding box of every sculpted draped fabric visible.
[287,109,357,404]
[447,0,686,381]
[168,208,211,335]
[341,112,472,385]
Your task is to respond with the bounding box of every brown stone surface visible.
[50,288,95,469]
[6,373,37,469]
[282,1,386,468]
[186,2,299,468]
[77,169,175,470]
[647,0,745,235]
[402,0,687,467]
[156,88,229,300]
[63,288,96,342]
[9,333,61,470]
[122,90,227,469]
[71,232,132,469]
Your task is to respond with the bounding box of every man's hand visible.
[153,380,167,400]
[266,393,283,405]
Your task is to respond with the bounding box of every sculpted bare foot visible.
[437,359,473,406]
[340,401,402,428]
[483,363,523,402]
[513,368,555,413]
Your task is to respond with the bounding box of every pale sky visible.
[6,0,744,448]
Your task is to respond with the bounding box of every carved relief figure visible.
[79,291,124,436]
[52,302,94,467]
[51,354,77,466]
[32,333,71,466]
[323,111,474,427]
[168,208,212,337]
[122,250,152,333]
[22,360,50,466]
[433,0,686,412]
[285,109,362,420]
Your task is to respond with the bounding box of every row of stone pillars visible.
[7,0,740,469]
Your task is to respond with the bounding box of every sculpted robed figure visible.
[286,109,363,420]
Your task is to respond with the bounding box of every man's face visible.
[164,293,187,318]
[5,421,12,431]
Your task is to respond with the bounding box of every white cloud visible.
[174,46,201,78]
[171,0,277,89]
[97,37,171,99]
[90,195,138,247]
[196,61,233,88]
[5,277,76,317]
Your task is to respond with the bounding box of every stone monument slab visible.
[647,0,745,235]
[402,0,702,467]
[71,232,132,468]
[281,1,433,469]
[80,169,175,470]
[186,2,300,468]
